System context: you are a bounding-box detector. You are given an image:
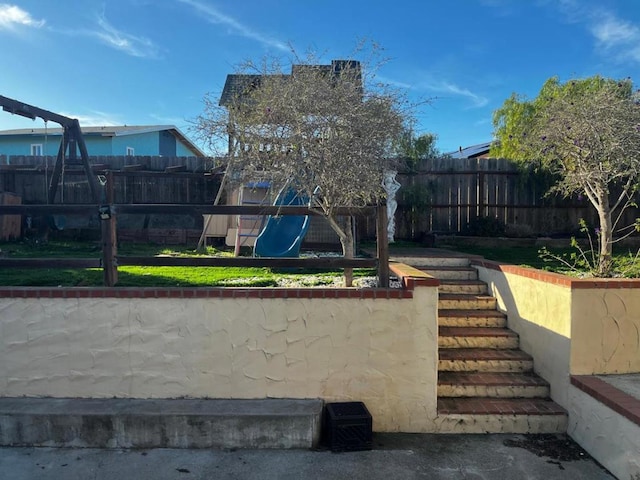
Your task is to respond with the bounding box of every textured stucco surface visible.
[475,263,640,476]
[571,288,640,374]
[568,384,640,480]
[474,266,572,408]
[0,288,438,432]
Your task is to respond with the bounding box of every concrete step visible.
[438,293,497,310]
[438,372,550,398]
[438,309,507,328]
[438,280,488,295]
[439,348,534,373]
[437,397,566,415]
[436,398,567,433]
[0,397,323,449]
[393,255,471,268]
[419,266,478,281]
[438,327,519,349]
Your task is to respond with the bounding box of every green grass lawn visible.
[3,239,638,286]
[443,244,640,278]
[372,239,640,278]
[0,240,374,287]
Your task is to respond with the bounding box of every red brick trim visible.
[571,375,640,427]
[470,258,640,290]
[0,263,432,300]
[0,286,413,299]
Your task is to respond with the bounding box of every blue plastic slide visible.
[253,189,310,257]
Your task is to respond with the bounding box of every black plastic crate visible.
[323,401,372,452]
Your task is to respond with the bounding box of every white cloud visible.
[93,13,159,58]
[549,1,640,64]
[52,11,160,58]
[378,74,488,108]
[178,0,289,51]
[149,113,186,126]
[58,110,121,126]
[590,14,640,62]
[0,4,45,30]
[420,80,489,108]
[375,75,413,89]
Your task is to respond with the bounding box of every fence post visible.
[477,171,486,218]
[377,203,390,288]
[101,171,118,287]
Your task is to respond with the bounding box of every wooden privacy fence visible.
[0,155,222,205]
[4,155,639,240]
[392,157,639,239]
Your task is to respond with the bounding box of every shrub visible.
[505,223,534,238]
[463,216,506,237]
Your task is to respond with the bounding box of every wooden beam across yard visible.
[0,256,376,269]
[0,258,101,268]
[117,256,377,269]
[0,204,375,216]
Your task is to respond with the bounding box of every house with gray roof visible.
[445,141,494,159]
[0,125,205,158]
[219,60,362,109]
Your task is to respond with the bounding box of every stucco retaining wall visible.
[472,259,640,479]
[568,384,640,480]
[0,281,439,433]
[571,285,640,374]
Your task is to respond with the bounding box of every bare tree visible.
[492,76,640,276]
[193,47,410,285]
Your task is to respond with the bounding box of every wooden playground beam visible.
[117,256,377,268]
[0,204,376,216]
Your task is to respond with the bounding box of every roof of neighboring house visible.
[0,125,206,156]
[219,60,362,107]
[446,141,494,159]
[219,74,276,107]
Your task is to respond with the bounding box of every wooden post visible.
[101,171,118,286]
[377,203,389,288]
[477,171,486,218]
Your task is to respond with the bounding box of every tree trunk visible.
[340,216,355,287]
[596,201,613,277]
[324,213,355,287]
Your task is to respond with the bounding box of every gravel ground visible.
[274,276,400,288]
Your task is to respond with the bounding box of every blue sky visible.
[1,0,639,154]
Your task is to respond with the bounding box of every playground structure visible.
[202,183,328,257]
[253,188,310,258]
[0,95,100,205]
[0,95,390,286]
[0,94,313,256]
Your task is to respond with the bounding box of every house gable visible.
[0,125,205,157]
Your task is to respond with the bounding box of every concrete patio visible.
[0,432,615,480]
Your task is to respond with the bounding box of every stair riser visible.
[438,384,550,398]
[399,257,471,268]
[438,359,533,373]
[439,317,507,328]
[424,269,478,280]
[435,414,567,434]
[438,284,488,294]
[439,298,497,310]
[438,337,519,349]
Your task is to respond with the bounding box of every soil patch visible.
[503,434,591,464]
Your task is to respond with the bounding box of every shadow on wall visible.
[474,263,573,409]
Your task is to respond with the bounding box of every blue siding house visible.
[0,125,205,158]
